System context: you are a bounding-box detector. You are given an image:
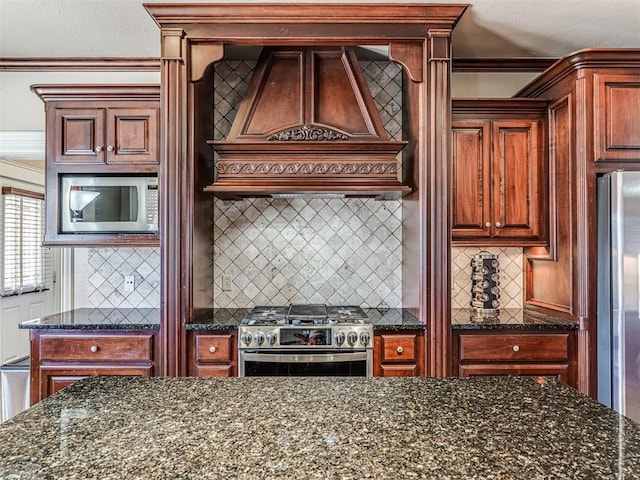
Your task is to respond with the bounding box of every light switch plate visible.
[124,275,135,292]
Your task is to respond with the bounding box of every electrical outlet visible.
[222,275,232,291]
[124,275,135,292]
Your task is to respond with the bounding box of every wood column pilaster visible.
[160,28,187,377]
[426,30,453,377]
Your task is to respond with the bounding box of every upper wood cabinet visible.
[452,100,547,246]
[594,74,640,162]
[54,107,159,165]
[32,85,160,246]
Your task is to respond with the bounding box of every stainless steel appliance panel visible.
[598,171,640,423]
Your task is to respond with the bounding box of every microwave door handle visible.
[242,352,368,363]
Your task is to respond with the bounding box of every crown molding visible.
[0,57,161,71]
[452,58,557,73]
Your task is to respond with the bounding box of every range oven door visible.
[239,349,372,377]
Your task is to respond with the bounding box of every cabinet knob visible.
[512,345,520,352]
[397,346,404,354]
[106,145,114,152]
[94,146,103,153]
[495,221,502,228]
[209,346,217,353]
[485,222,491,228]
[90,345,98,353]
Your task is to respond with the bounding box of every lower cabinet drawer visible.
[379,334,418,363]
[40,335,153,362]
[42,366,153,397]
[458,333,570,362]
[195,335,233,363]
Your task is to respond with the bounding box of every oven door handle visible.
[242,352,368,363]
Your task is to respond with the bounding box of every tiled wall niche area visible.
[212,59,405,308]
[451,247,524,309]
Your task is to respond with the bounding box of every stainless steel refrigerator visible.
[598,171,640,423]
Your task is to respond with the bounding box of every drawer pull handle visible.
[485,222,491,228]
[94,146,103,153]
[512,345,520,352]
[397,346,404,354]
[90,345,98,353]
[106,145,114,152]
[209,346,217,353]
[495,221,502,228]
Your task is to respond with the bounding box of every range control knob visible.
[266,332,278,345]
[335,331,346,346]
[359,332,371,347]
[240,332,253,346]
[254,331,265,346]
[347,331,358,346]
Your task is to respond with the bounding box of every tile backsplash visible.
[213,197,402,308]
[451,247,524,309]
[74,247,161,308]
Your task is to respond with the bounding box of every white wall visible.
[0,71,161,131]
[451,72,538,98]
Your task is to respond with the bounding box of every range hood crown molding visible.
[206,46,410,200]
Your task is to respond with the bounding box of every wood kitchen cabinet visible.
[452,100,547,245]
[187,331,237,377]
[452,330,577,388]
[53,106,159,165]
[594,73,640,162]
[373,330,425,377]
[30,330,158,404]
[31,85,161,246]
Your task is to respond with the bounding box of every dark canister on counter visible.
[470,251,500,317]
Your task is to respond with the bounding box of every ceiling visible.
[0,0,639,59]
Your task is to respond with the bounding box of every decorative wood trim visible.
[188,42,223,82]
[515,48,640,98]
[388,41,424,83]
[452,58,556,73]
[452,99,548,116]
[30,84,160,102]
[1,186,44,200]
[0,58,160,71]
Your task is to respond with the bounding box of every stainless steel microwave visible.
[60,175,158,233]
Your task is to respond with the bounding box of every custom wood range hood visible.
[205,46,410,200]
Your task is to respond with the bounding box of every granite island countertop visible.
[190,307,424,331]
[19,308,160,330]
[1,376,639,479]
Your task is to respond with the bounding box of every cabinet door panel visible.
[458,363,570,384]
[492,120,540,239]
[196,335,233,363]
[54,108,105,163]
[41,366,152,400]
[107,108,159,164]
[195,365,234,377]
[380,334,417,363]
[452,121,491,238]
[379,364,418,377]
[595,74,640,161]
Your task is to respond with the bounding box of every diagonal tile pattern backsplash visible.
[80,247,161,308]
[213,197,402,308]
[451,247,524,309]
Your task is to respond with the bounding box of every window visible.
[1,187,51,296]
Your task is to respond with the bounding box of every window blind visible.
[1,187,51,296]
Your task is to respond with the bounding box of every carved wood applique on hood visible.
[206,47,410,200]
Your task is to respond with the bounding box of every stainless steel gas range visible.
[238,304,373,377]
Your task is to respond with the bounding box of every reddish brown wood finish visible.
[29,329,159,404]
[451,99,547,246]
[31,84,160,247]
[146,4,465,377]
[452,329,577,388]
[373,331,425,377]
[594,74,640,162]
[188,331,238,377]
[519,49,640,396]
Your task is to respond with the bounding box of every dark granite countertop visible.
[189,307,424,331]
[19,308,160,330]
[1,376,638,478]
[452,308,579,330]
